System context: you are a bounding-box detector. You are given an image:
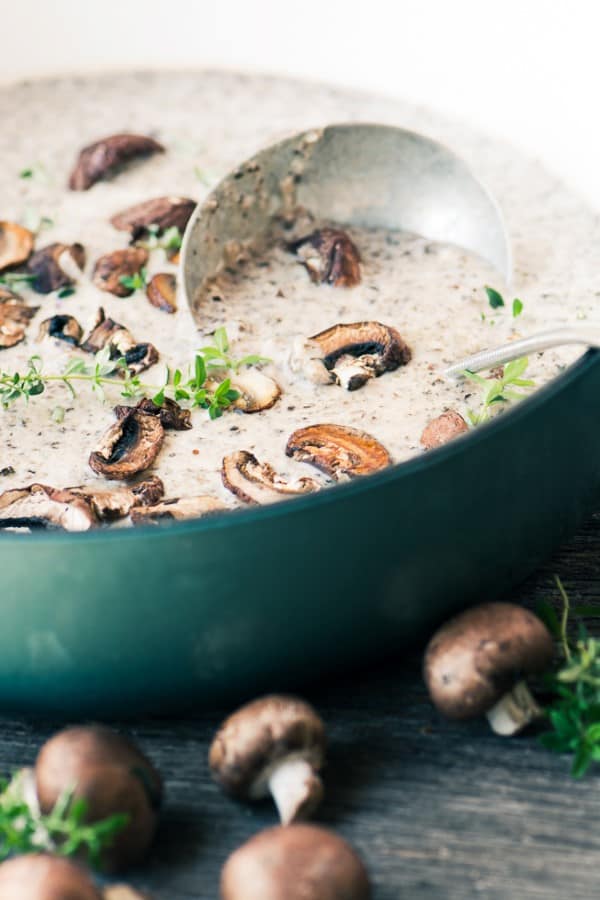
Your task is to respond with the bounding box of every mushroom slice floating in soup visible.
[68,133,165,191]
[37,314,83,346]
[229,369,281,413]
[89,410,164,481]
[110,196,196,240]
[146,273,177,313]
[131,495,225,525]
[222,451,319,505]
[0,221,34,272]
[0,484,96,531]
[286,424,391,480]
[27,242,85,294]
[92,248,148,297]
[420,409,469,450]
[289,227,361,287]
[0,289,40,349]
[292,321,411,391]
[115,396,192,431]
[81,308,159,376]
[67,475,165,521]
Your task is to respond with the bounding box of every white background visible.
[2,0,599,208]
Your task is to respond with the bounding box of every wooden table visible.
[1,515,599,899]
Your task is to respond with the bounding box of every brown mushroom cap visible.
[68,134,165,191]
[230,369,281,413]
[306,321,411,391]
[423,602,554,720]
[27,242,85,294]
[81,309,159,377]
[110,195,196,238]
[0,288,39,349]
[220,825,371,900]
[0,221,34,272]
[286,424,391,480]
[92,248,149,297]
[67,476,165,521]
[0,853,102,900]
[146,272,177,313]
[131,495,225,525]
[210,695,326,799]
[420,410,469,450]
[35,725,162,871]
[38,314,83,346]
[290,228,361,287]
[89,410,164,481]
[0,484,97,531]
[222,450,318,504]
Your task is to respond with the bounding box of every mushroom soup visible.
[0,90,584,531]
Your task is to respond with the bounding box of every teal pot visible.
[0,351,598,716]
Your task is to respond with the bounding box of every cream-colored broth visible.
[0,71,593,527]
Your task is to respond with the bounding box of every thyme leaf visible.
[464,356,536,425]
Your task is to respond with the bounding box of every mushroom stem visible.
[485,680,543,736]
[268,757,323,825]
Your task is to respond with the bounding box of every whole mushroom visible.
[209,695,326,825]
[220,824,371,900]
[0,853,101,899]
[423,602,554,735]
[35,725,162,871]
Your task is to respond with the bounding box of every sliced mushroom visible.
[37,314,83,346]
[0,221,34,272]
[131,495,224,525]
[114,397,192,431]
[290,227,361,287]
[81,308,159,376]
[68,133,165,191]
[67,476,164,521]
[27,242,85,294]
[220,825,371,900]
[420,409,469,450]
[92,248,148,297]
[146,272,177,313]
[89,410,164,481]
[0,288,39,349]
[0,484,96,531]
[230,369,281,413]
[222,451,318,505]
[286,424,391,480]
[110,196,196,239]
[210,696,326,825]
[294,321,411,390]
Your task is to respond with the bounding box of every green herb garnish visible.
[0,771,128,868]
[512,298,524,318]
[0,273,36,288]
[538,576,600,778]
[119,267,148,292]
[0,328,271,421]
[136,225,182,256]
[485,286,505,309]
[57,286,75,299]
[464,356,535,425]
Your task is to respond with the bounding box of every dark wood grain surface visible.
[1,515,599,899]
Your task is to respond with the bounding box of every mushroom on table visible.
[35,725,162,871]
[220,824,371,900]
[0,853,102,900]
[423,602,554,735]
[209,695,326,825]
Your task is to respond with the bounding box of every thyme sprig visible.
[0,770,128,868]
[136,224,183,255]
[119,267,148,293]
[537,576,600,778]
[0,328,270,421]
[464,357,535,426]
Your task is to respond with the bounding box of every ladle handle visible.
[444,327,600,380]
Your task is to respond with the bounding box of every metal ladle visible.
[180,123,512,316]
